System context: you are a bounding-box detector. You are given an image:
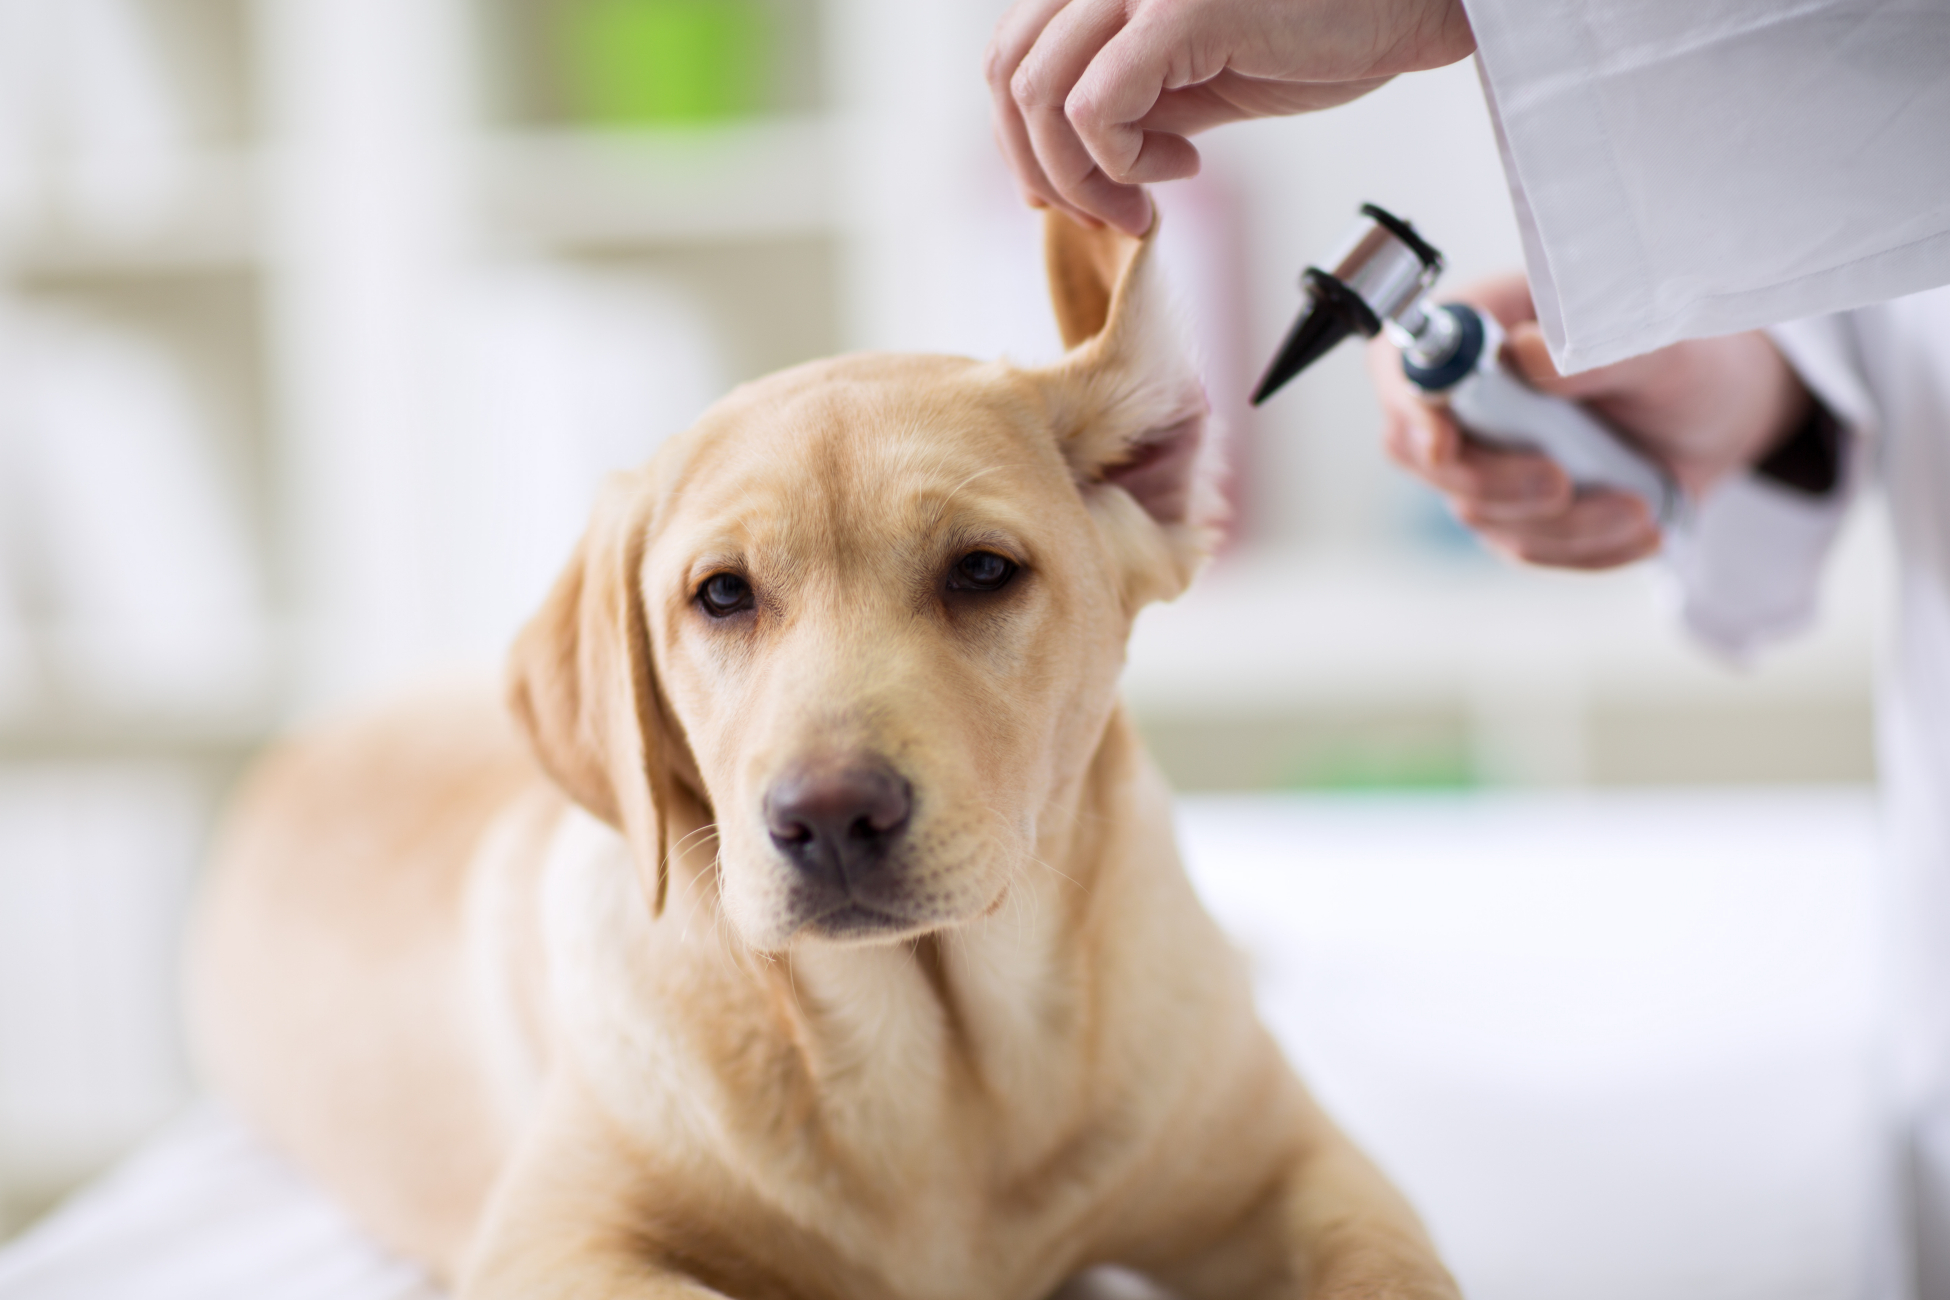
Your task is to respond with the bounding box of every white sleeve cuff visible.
[1664,473,1851,661]
[1660,313,1873,660]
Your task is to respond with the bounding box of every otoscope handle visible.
[1407,305,1681,526]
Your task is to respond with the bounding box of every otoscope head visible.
[1250,204,1444,406]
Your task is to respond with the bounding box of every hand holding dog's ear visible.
[987,0,1475,234]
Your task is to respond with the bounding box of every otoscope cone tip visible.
[1250,300,1356,406]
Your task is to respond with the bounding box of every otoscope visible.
[1251,204,1680,526]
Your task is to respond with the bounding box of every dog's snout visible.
[765,760,912,883]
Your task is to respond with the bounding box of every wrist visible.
[1752,386,1843,496]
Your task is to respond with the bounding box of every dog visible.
[186,212,1461,1300]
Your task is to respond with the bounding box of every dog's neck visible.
[541,703,1199,1289]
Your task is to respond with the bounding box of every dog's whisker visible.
[708,870,753,972]
[783,949,807,1025]
[677,881,710,946]
[671,821,722,857]
[1026,850,1085,894]
[675,844,728,946]
[671,856,721,932]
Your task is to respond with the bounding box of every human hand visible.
[1368,274,1814,569]
[985,0,1476,235]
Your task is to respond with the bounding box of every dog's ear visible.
[506,468,688,915]
[1041,209,1224,608]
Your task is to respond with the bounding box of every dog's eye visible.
[948,551,1018,592]
[697,572,754,617]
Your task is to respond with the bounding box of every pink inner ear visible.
[1101,415,1205,525]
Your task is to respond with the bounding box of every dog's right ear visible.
[506,469,682,915]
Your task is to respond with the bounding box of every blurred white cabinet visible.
[0,0,995,737]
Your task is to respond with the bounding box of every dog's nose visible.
[765,760,911,884]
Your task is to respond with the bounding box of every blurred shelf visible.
[0,152,260,279]
[0,616,280,761]
[1124,530,1887,715]
[0,695,278,762]
[477,115,840,248]
[0,718,273,764]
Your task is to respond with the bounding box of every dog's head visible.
[509,213,1222,951]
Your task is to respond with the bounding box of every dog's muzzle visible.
[764,757,921,937]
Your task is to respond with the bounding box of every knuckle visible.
[1011,64,1052,107]
[1065,84,1107,132]
[982,38,1019,89]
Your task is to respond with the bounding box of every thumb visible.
[1506,321,1630,402]
[1504,322,1566,388]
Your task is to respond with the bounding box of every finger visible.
[1502,321,1564,388]
[1374,378,1570,521]
[992,82,1085,220]
[1013,0,1153,232]
[1021,98,1153,233]
[985,0,1075,93]
[1379,401,1459,479]
[1137,73,1395,136]
[1447,441,1575,522]
[1470,491,1661,570]
[985,0,1088,219]
[1386,426,1572,523]
[1506,319,1665,408]
[1082,124,1201,186]
[1452,272,1535,330]
[1371,336,1462,473]
[1066,7,1192,183]
[1013,0,1126,121]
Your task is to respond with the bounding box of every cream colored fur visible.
[186,214,1461,1300]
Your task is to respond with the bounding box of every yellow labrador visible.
[188,214,1459,1300]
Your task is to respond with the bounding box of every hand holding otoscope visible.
[1252,206,1700,567]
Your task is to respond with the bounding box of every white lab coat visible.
[1762,289,1950,1300]
[1464,4,1950,1295]
[1660,285,1950,1300]
[1465,0,1950,375]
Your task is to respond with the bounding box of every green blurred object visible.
[557,0,770,126]
[1281,737,1477,792]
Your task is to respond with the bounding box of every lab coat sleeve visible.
[1463,0,1950,375]
[1663,314,1875,660]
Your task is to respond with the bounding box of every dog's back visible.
[187,690,557,1265]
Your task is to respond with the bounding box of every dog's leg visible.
[463,1247,731,1300]
[454,1077,821,1300]
[450,1076,690,1300]
[1154,1090,1461,1300]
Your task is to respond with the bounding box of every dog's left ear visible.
[1040,208,1224,608]
[505,468,692,916]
